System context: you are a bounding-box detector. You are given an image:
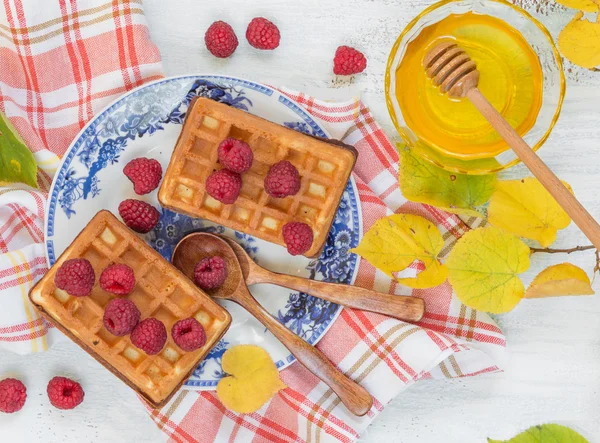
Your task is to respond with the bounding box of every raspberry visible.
[282,222,314,256]
[205,169,242,204]
[54,258,95,297]
[118,199,160,233]
[100,264,136,296]
[103,298,140,336]
[246,17,280,50]
[47,377,84,410]
[333,46,367,75]
[172,318,207,352]
[123,157,163,195]
[264,161,301,198]
[0,378,26,414]
[205,21,238,58]
[130,318,167,355]
[194,256,228,290]
[218,138,254,173]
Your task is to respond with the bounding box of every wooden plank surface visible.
[1,0,599,441]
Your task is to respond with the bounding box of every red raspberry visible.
[54,258,95,297]
[282,222,314,256]
[172,318,207,352]
[194,256,228,290]
[246,17,280,50]
[264,161,301,198]
[205,169,242,204]
[103,298,140,336]
[218,138,254,173]
[47,377,84,410]
[118,199,160,233]
[0,378,26,413]
[130,318,167,355]
[123,157,163,195]
[205,21,238,58]
[333,46,367,75]
[100,263,136,296]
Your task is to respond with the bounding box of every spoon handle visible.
[467,87,600,250]
[233,289,373,416]
[259,271,425,322]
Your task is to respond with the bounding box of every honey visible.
[395,12,543,159]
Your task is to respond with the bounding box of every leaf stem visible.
[530,245,596,254]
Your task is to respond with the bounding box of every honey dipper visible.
[424,42,600,249]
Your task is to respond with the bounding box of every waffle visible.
[29,211,231,408]
[158,97,358,258]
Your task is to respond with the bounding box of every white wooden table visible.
[2,1,600,441]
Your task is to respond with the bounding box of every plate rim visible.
[43,74,363,385]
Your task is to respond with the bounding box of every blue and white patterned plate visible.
[45,75,362,389]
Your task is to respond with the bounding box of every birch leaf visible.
[0,111,37,188]
[351,213,447,289]
[525,263,595,298]
[558,12,600,69]
[488,423,589,442]
[488,178,571,247]
[398,146,495,217]
[556,0,599,12]
[446,227,530,313]
[216,345,286,414]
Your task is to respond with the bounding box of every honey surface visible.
[396,12,543,159]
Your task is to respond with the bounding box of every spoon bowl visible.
[172,232,243,299]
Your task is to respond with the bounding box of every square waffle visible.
[158,97,358,258]
[29,210,231,408]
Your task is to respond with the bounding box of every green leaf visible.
[446,226,530,313]
[398,146,496,217]
[488,423,589,442]
[0,111,37,188]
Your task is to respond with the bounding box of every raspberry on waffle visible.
[158,98,358,258]
[29,211,231,407]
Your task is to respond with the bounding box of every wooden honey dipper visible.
[424,42,600,250]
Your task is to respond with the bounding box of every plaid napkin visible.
[0,0,162,354]
[0,1,506,441]
[145,90,507,443]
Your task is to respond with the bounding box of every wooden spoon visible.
[424,42,600,250]
[172,232,373,417]
[221,236,425,322]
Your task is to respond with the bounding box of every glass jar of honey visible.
[385,0,565,174]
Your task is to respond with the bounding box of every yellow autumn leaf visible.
[446,227,531,313]
[556,0,599,12]
[558,12,600,69]
[398,146,496,217]
[488,178,571,247]
[525,263,595,298]
[216,345,286,414]
[351,213,447,289]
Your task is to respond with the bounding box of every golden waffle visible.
[29,210,231,408]
[158,97,358,258]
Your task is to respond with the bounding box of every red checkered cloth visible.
[0,2,506,439]
[0,0,162,354]
[145,90,506,442]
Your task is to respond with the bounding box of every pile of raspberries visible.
[204,136,313,255]
[54,259,207,357]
